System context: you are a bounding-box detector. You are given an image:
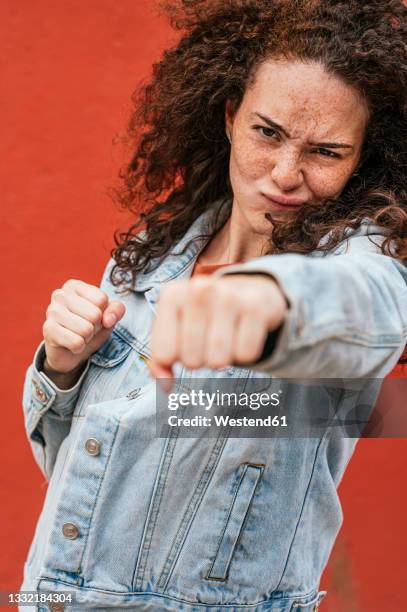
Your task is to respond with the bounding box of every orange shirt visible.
[192,261,238,276]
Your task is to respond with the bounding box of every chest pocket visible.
[74,329,152,417]
[89,331,133,368]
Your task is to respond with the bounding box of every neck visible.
[197,201,270,265]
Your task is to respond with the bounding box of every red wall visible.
[1,2,406,610]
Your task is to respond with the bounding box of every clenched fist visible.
[149,274,288,384]
[42,279,126,376]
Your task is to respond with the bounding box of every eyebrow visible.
[253,112,354,150]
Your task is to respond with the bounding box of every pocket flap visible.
[90,332,132,368]
[206,462,264,581]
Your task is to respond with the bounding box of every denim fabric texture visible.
[20,197,407,610]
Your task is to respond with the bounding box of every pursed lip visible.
[261,193,307,208]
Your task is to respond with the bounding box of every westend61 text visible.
[168,415,287,428]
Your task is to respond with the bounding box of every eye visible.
[254,126,280,140]
[314,147,341,159]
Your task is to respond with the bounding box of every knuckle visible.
[151,333,176,364]
[161,282,179,300]
[216,285,236,310]
[206,338,229,368]
[208,333,226,355]
[51,288,64,302]
[42,320,52,340]
[155,349,176,368]
[241,295,261,317]
[191,276,210,287]
[70,336,85,353]
[45,304,58,318]
[81,320,95,338]
[158,285,179,308]
[207,356,226,369]
[94,291,109,309]
[189,277,212,299]
[181,353,203,369]
[43,320,58,344]
[88,307,102,325]
[62,278,77,290]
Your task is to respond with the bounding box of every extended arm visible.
[213,239,407,378]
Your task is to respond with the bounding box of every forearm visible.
[214,251,407,378]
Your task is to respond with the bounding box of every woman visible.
[21,1,406,610]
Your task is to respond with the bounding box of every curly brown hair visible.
[108,0,407,291]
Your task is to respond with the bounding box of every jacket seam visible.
[36,576,320,608]
[132,427,180,590]
[76,415,121,576]
[273,435,327,593]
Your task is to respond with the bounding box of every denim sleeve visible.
[22,339,92,480]
[21,259,115,480]
[213,236,407,379]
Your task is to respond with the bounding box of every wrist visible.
[253,273,290,327]
[42,357,87,389]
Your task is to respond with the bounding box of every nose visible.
[270,149,304,192]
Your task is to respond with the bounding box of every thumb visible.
[84,301,126,356]
[102,300,126,329]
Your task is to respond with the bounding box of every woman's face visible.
[225,58,369,234]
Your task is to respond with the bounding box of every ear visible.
[225,99,235,139]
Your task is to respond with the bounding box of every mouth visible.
[261,193,307,210]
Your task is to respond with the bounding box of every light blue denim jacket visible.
[21,197,407,611]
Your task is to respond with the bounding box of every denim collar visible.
[132,197,384,294]
[133,196,232,293]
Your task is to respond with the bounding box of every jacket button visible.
[62,522,79,539]
[85,438,101,456]
[32,380,46,402]
[49,603,65,612]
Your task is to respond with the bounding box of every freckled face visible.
[225,58,369,233]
